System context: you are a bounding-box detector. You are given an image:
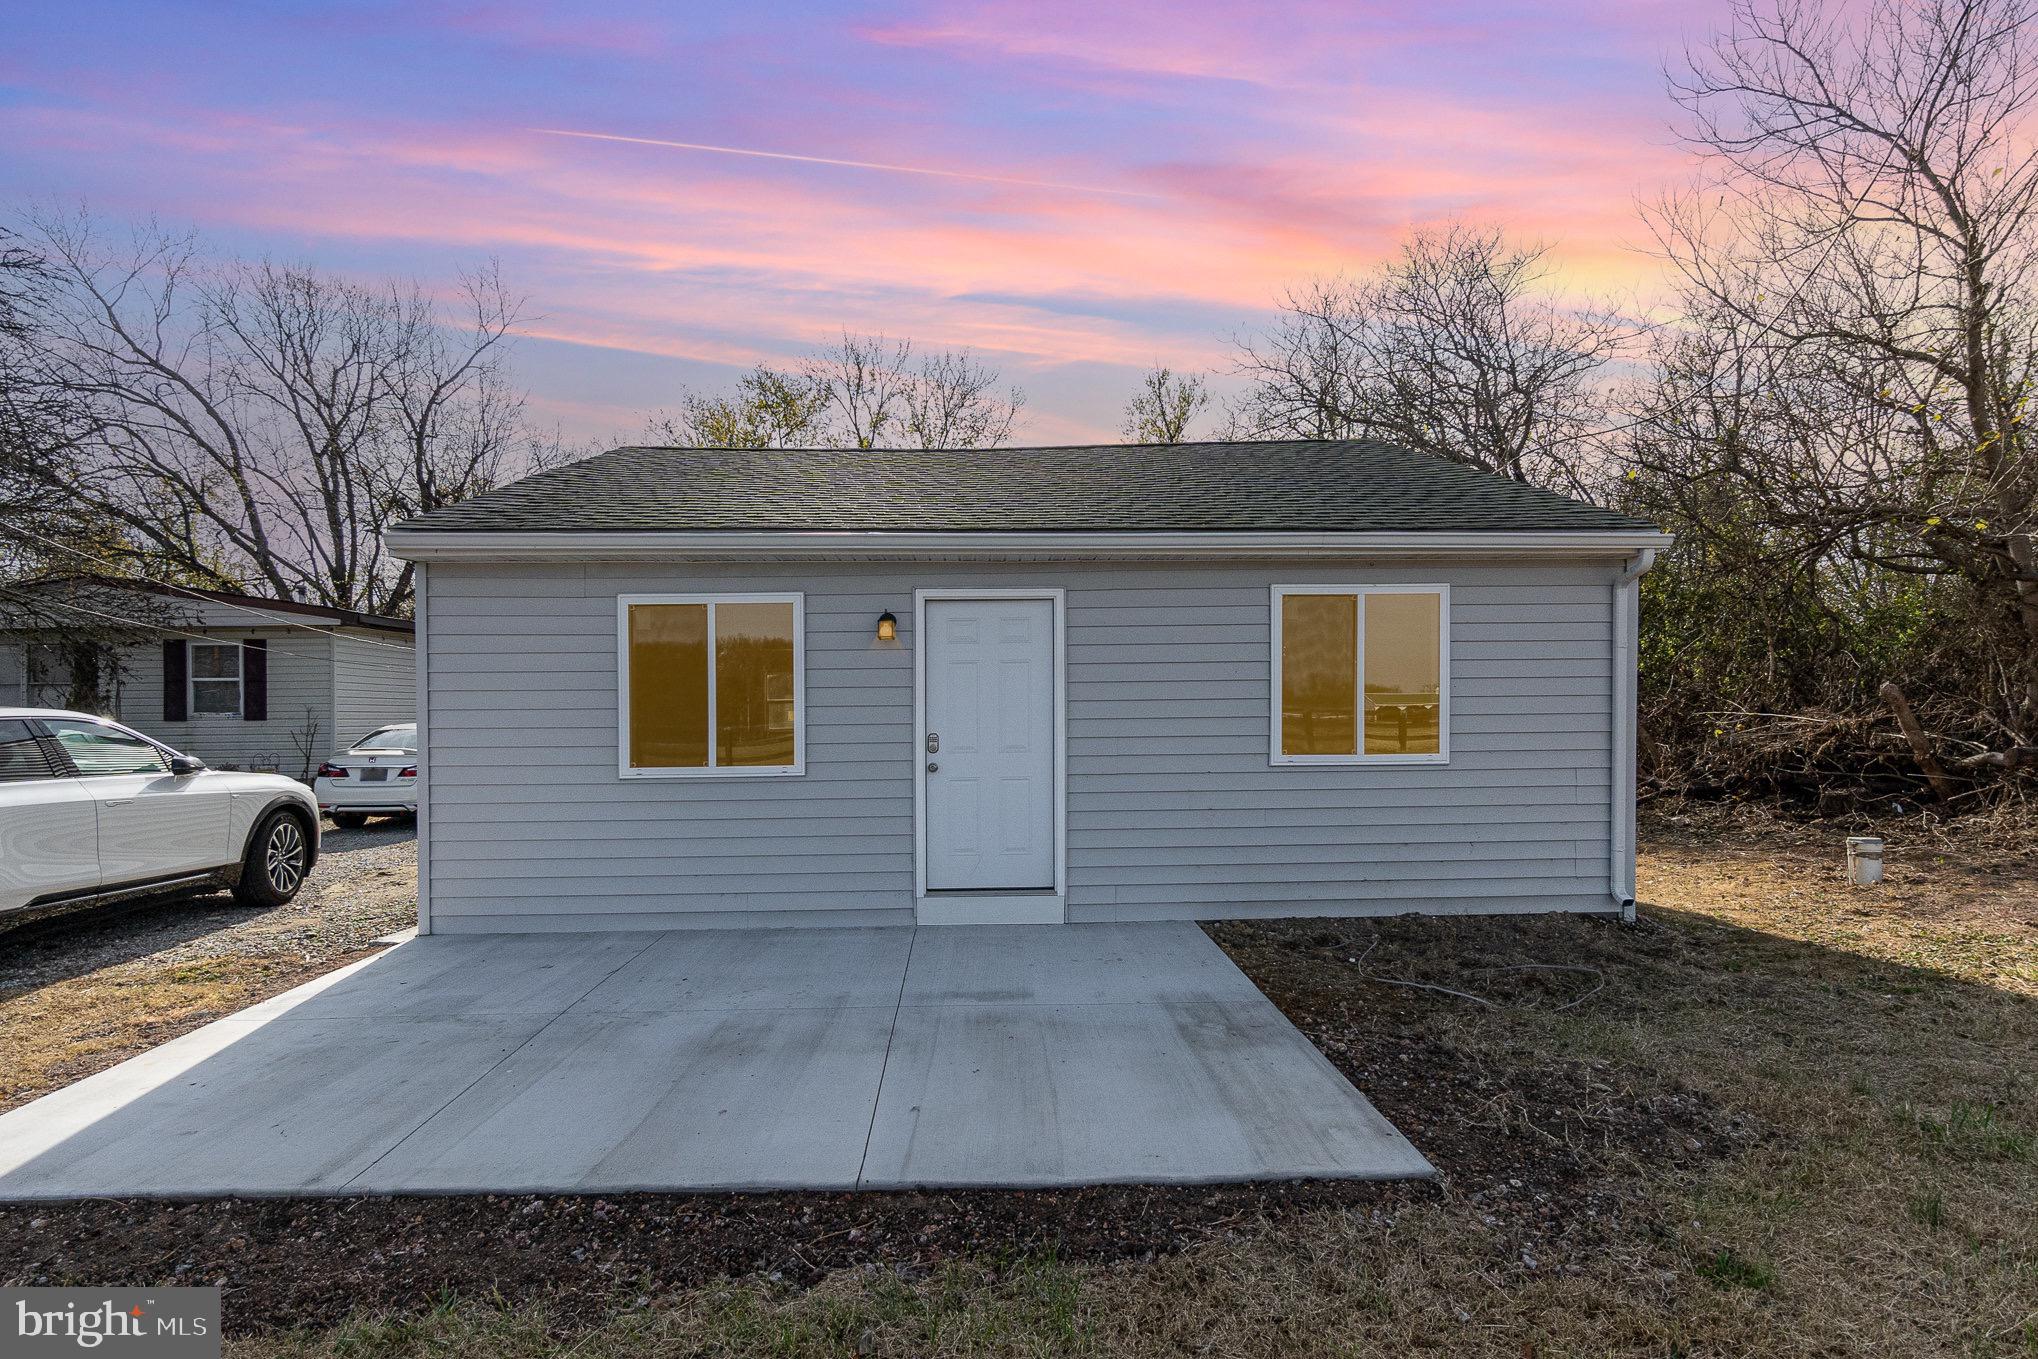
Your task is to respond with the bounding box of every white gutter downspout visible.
[1610,548,1658,923]
[413,561,431,937]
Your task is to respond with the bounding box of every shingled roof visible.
[394,440,1660,536]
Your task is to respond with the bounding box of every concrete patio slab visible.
[571,927,913,1015]
[0,1008,551,1198]
[901,922,1267,1007]
[348,1006,898,1193]
[0,922,1432,1199]
[861,999,1432,1187]
[286,931,659,1020]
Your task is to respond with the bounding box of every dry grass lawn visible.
[0,822,417,1112]
[213,804,2038,1358]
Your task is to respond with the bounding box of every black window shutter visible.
[242,639,268,721]
[162,640,187,722]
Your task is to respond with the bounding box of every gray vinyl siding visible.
[421,559,1619,932]
[119,630,336,776]
[332,629,418,746]
[2,589,413,776]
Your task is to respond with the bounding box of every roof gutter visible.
[1610,547,1660,924]
[385,527,1676,564]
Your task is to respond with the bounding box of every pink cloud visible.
[2,8,1691,451]
[861,0,1705,94]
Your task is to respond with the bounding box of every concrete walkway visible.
[0,924,1432,1198]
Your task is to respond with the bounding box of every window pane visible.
[628,604,709,768]
[45,719,170,776]
[353,725,417,752]
[1364,592,1442,755]
[191,643,241,680]
[191,679,241,716]
[0,719,56,781]
[715,601,797,767]
[1280,594,1357,756]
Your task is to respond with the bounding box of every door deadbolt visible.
[925,732,940,753]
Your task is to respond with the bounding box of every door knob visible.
[926,761,939,773]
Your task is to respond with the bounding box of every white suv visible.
[0,707,321,919]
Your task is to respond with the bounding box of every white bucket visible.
[1846,836,1885,886]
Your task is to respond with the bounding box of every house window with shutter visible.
[188,642,244,717]
[618,594,804,777]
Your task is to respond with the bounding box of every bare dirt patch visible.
[1208,912,1761,1257]
[0,1183,1425,1335]
[0,821,416,1112]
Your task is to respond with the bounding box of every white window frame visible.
[187,641,244,720]
[1269,583,1451,767]
[616,592,806,779]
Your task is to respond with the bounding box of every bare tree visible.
[0,231,184,688]
[804,333,917,449]
[905,347,1023,449]
[6,208,560,616]
[1231,223,1631,492]
[288,706,322,782]
[0,573,189,713]
[1647,0,2038,747]
[1121,364,1211,443]
[654,332,1024,451]
[0,232,92,564]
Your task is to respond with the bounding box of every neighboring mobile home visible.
[385,440,1670,934]
[0,576,415,774]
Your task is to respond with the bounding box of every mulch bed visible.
[1208,915,1762,1251]
[0,1181,1424,1334]
[0,914,1756,1336]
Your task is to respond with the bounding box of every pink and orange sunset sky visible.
[4,1,1725,444]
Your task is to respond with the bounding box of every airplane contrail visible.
[530,127,1158,199]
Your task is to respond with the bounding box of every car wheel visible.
[234,810,312,907]
[332,812,370,830]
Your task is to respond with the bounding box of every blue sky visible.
[1,1,1715,443]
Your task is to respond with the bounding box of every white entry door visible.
[924,597,1056,891]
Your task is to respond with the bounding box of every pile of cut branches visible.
[1641,693,2035,814]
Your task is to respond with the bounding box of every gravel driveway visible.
[0,819,419,1112]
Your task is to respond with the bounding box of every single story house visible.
[0,575,415,774]
[385,440,1670,934]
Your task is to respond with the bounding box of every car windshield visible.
[350,725,417,753]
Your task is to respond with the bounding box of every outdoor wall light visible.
[876,610,898,642]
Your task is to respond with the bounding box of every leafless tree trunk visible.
[1650,0,2038,736]
[7,208,559,617]
[0,231,184,674]
[1880,681,1962,798]
[1231,223,1631,494]
[288,707,321,783]
[0,233,96,565]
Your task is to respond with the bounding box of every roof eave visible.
[385,527,1674,563]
